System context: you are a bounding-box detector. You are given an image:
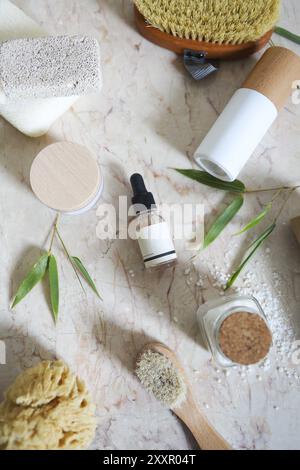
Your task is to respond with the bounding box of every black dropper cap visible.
[130,174,156,213]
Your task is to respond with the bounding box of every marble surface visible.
[0,0,300,450]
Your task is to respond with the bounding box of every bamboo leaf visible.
[174,169,245,193]
[225,223,276,290]
[72,257,102,299]
[49,255,59,322]
[275,26,300,45]
[203,195,244,249]
[234,203,272,235]
[12,253,49,308]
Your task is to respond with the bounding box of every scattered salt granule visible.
[135,351,186,407]
[208,263,230,289]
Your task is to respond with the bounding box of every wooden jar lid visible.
[30,142,102,214]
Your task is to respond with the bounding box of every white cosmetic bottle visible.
[194,47,300,182]
[130,174,177,269]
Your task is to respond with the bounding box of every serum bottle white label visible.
[138,222,177,268]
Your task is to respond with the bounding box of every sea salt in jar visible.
[197,295,272,368]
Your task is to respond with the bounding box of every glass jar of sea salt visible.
[197,295,272,368]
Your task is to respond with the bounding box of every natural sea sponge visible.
[0,360,96,450]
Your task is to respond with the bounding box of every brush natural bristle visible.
[134,0,280,44]
[136,350,186,407]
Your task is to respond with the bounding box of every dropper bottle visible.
[130,174,177,269]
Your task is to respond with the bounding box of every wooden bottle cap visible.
[242,46,300,110]
[30,142,103,215]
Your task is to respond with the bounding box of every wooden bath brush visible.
[134,0,280,59]
[136,342,231,450]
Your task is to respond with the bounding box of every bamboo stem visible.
[244,185,299,194]
[48,213,60,254]
[274,187,298,222]
[55,226,86,294]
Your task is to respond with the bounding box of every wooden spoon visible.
[137,342,231,450]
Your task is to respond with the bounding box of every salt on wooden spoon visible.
[136,342,231,450]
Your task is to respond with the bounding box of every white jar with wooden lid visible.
[197,294,272,368]
[30,142,103,215]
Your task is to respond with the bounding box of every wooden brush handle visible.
[176,398,231,450]
[140,343,231,450]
